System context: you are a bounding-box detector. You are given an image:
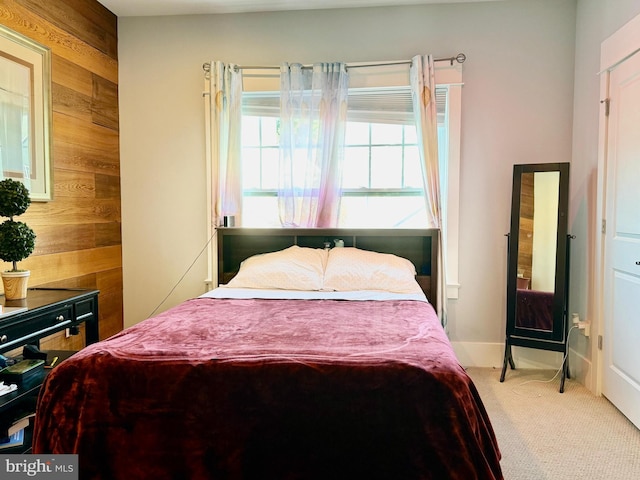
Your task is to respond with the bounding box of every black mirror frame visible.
[501,162,572,392]
[506,162,570,342]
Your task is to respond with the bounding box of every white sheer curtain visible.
[208,61,243,228]
[411,54,448,327]
[278,62,349,227]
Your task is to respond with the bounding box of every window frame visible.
[436,65,463,299]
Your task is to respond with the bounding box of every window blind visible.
[242,85,447,125]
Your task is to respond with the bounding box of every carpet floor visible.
[467,367,640,480]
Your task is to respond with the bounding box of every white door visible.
[601,49,640,429]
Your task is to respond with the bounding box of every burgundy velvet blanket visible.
[34,297,502,480]
[516,289,554,330]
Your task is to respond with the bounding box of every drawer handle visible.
[56,315,65,322]
[0,334,7,344]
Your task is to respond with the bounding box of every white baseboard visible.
[451,341,565,370]
[451,342,504,368]
[567,346,593,390]
[452,341,594,392]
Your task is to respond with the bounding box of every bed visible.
[33,228,502,479]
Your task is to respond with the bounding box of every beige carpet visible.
[467,367,640,480]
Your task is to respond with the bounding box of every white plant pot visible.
[2,270,30,300]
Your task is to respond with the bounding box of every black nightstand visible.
[0,288,99,453]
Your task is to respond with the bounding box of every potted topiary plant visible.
[0,179,36,300]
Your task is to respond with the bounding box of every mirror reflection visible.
[515,171,560,331]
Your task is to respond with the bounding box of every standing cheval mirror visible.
[500,162,572,392]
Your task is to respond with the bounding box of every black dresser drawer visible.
[74,296,97,325]
[0,289,99,355]
[0,305,73,353]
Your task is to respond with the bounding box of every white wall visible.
[569,0,640,390]
[118,0,577,369]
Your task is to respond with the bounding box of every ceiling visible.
[97,0,494,17]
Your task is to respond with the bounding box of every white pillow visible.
[226,245,327,291]
[323,247,422,294]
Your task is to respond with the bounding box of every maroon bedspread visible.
[516,289,554,330]
[33,297,502,480]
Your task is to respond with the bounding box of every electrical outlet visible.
[577,321,590,337]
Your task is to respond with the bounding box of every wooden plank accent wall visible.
[0,0,122,346]
[517,172,534,282]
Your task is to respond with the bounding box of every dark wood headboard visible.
[217,228,439,304]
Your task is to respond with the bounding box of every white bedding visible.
[201,286,428,303]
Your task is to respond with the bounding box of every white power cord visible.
[511,325,578,397]
[147,230,217,319]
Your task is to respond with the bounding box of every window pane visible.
[242,196,280,227]
[342,146,370,189]
[371,123,403,145]
[242,116,261,146]
[261,117,280,146]
[261,147,279,189]
[345,121,369,145]
[338,196,428,228]
[242,148,261,189]
[404,125,417,144]
[404,146,423,188]
[370,146,402,188]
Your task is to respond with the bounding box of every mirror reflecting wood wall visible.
[515,170,560,330]
[501,162,571,392]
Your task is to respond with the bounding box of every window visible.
[241,86,449,229]
[340,120,425,227]
[240,65,462,297]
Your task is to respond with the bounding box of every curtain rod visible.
[202,53,466,74]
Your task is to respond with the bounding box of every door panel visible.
[610,273,640,382]
[602,50,640,429]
